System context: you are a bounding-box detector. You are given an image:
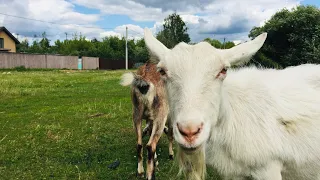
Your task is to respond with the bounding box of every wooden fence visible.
[0,52,135,70]
[83,57,99,70]
[0,53,99,69]
[46,55,78,69]
[0,53,47,69]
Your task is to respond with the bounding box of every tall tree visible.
[156,13,191,48]
[134,39,149,63]
[16,39,29,53]
[39,32,50,53]
[203,38,235,49]
[248,5,320,68]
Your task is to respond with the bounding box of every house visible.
[0,26,20,53]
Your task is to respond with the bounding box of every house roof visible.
[0,26,20,44]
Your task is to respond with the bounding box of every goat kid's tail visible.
[120,72,150,95]
[120,72,135,86]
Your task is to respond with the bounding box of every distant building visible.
[0,26,20,53]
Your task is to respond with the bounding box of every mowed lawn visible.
[0,69,220,180]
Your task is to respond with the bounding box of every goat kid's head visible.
[144,28,267,151]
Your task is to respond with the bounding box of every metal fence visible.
[98,58,134,70]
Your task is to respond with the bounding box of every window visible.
[0,38,3,48]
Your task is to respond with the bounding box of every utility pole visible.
[65,32,68,40]
[125,26,128,70]
[223,37,226,49]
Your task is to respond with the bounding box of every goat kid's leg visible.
[154,150,159,167]
[163,126,168,134]
[143,120,152,137]
[133,107,145,177]
[164,117,174,160]
[167,125,174,160]
[145,118,166,180]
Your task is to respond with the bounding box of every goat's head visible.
[144,28,267,151]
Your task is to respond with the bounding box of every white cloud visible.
[70,0,171,22]
[0,0,103,44]
[181,15,200,24]
[0,0,305,45]
[70,0,302,42]
[100,31,122,38]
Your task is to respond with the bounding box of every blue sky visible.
[302,0,320,6]
[0,0,319,44]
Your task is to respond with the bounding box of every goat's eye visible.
[220,68,227,74]
[159,69,166,76]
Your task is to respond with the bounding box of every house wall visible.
[0,31,16,52]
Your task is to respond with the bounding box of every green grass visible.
[0,69,220,179]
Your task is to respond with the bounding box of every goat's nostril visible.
[178,128,188,137]
[193,128,201,135]
[177,123,186,136]
[177,122,203,141]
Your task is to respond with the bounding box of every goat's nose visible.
[177,122,203,142]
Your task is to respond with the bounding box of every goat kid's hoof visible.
[142,130,148,137]
[152,172,156,180]
[146,173,156,180]
[163,127,169,134]
[136,171,145,178]
[169,155,174,160]
[154,159,159,167]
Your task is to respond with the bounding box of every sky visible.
[0,0,319,45]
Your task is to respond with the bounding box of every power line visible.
[0,12,116,30]
[0,12,150,42]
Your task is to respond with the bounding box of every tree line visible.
[16,13,235,64]
[17,5,320,68]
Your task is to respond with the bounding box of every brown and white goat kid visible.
[120,62,174,180]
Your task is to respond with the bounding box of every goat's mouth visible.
[179,144,201,154]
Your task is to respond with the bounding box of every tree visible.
[248,5,320,68]
[203,38,235,49]
[133,39,149,63]
[224,41,236,49]
[15,31,152,63]
[16,39,29,53]
[156,13,191,48]
[39,32,50,53]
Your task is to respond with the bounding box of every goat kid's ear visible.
[220,32,267,66]
[144,28,170,64]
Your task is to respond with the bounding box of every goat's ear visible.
[144,28,170,63]
[221,32,267,66]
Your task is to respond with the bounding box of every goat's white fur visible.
[143,27,320,180]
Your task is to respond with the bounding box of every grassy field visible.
[0,69,220,180]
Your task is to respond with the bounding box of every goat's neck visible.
[210,79,260,146]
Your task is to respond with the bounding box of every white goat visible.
[143,27,320,180]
